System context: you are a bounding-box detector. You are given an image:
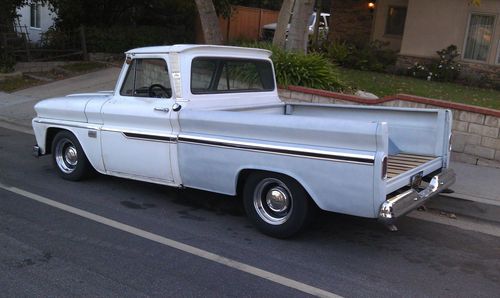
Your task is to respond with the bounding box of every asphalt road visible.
[1,126,500,297]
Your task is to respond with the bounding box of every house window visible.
[464,14,495,61]
[30,3,41,28]
[385,6,407,36]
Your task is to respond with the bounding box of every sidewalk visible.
[427,161,500,224]
[446,161,500,207]
[0,67,120,128]
[1,67,499,223]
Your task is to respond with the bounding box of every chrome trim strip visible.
[122,132,176,142]
[33,119,100,130]
[34,119,177,143]
[178,134,375,165]
[100,127,177,142]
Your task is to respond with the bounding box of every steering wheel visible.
[148,84,171,98]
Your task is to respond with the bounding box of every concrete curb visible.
[426,195,500,225]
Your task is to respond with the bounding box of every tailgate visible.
[387,153,439,179]
[386,153,443,194]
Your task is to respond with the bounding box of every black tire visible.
[243,171,312,238]
[51,131,92,181]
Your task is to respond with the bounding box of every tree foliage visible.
[48,0,196,30]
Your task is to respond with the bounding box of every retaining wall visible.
[279,85,500,168]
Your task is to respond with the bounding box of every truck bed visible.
[387,153,438,179]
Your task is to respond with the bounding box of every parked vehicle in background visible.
[261,12,330,41]
[32,45,455,238]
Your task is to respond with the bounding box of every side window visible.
[191,59,217,91]
[120,59,172,98]
[191,58,275,94]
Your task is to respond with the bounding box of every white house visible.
[16,2,55,43]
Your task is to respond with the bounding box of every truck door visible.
[100,57,175,183]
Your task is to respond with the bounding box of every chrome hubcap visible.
[265,187,289,212]
[253,178,292,225]
[65,147,78,166]
[55,139,78,174]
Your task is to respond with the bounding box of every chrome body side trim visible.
[178,134,375,165]
[122,132,176,142]
[379,169,456,224]
[33,118,100,130]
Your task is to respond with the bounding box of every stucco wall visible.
[16,3,55,43]
[374,0,500,65]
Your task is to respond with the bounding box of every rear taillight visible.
[382,156,388,179]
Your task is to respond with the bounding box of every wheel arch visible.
[43,126,104,173]
[235,167,321,209]
[45,127,66,154]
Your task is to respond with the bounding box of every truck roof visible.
[126,44,272,59]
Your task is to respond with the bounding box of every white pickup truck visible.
[32,45,455,238]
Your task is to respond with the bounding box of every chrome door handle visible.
[154,107,170,113]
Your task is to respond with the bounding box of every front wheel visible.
[243,172,312,238]
[51,131,92,181]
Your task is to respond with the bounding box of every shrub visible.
[323,40,397,72]
[430,45,461,81]
[407,62,431,80]
[408,45,461,82]
[42,25,194,54]
[0,50,15,73]
[241,42,345,91]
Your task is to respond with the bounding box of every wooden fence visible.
[195,6,279,43]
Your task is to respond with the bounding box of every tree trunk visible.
[272,0,295,49]
[194,0,223,45]
[286,0,315,53]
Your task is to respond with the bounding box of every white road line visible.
[0,182,341,298]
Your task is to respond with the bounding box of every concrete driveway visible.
[0,67,121,128]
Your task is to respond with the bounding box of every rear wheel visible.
[51,131,91,181]
[243,172,311,238]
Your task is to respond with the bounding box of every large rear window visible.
[191,57,275,94]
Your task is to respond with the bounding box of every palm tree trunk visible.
[194,0,223,45]
[272,0,295,49]
[286,0,315,53]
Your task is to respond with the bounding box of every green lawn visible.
[0,76,40,93]
[338,68,500,110]
[0,62,107,93]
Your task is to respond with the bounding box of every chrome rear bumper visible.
[378,169,456,224]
